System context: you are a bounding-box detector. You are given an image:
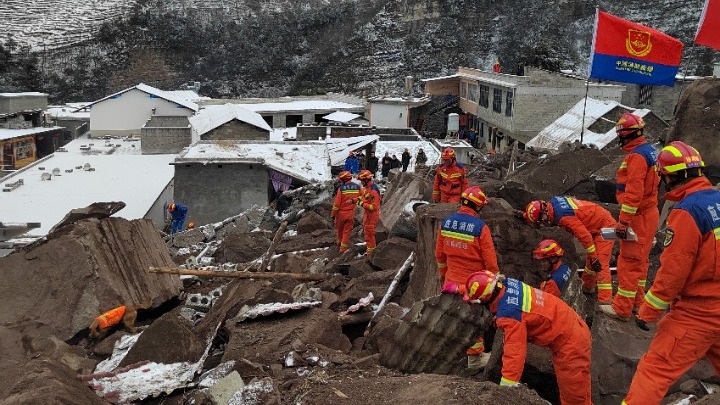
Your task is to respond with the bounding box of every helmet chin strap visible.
[618,130,642,146]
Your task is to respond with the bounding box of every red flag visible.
[589,10,684,86]
[493,61,501,73]
[695,0,720,50]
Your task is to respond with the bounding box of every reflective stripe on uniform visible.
[522,283,532,313]
[439,172,449,178]
[620,162,628,169]
[621,204,638,214]
[583,267,596,275]
[644,291,670,310]
[714,227,720,240]
[637,279,646,288]
[500,377,518,386]
[468,342,484,351]
[437,262,447,268]
[341,190,360,194]
[441,229,475,242]
[597,283,613,290]
[617,288,636,298]
[585,245,596,253]
[449,173,463,178]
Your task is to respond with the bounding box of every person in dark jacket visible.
[367,151,379,175]
[381,152,392,178]
[390,154,401,170]
[416,149,428,167]
[401,148,411,172]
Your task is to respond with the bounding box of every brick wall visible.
[201,120,269,141]
[141,126,192,154]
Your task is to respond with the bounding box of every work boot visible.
[599,304,630,321]
[467,352,492,371]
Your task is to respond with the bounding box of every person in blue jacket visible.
[344,151,360,175]
[168,202,188,234]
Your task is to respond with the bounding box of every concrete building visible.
[619,76,701,121]
[422,67,625,150]
[79,83,199,138]
[0,137,175,239]
[295,123,417,141]
[141,116,192,154]
[200,94,366,128]
[46,102,91,139]
[367,96,431,129]
[527,97,668,150]
[0,92,48,115]
[190,104,271,141]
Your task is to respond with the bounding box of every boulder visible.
[338,269,397,305]
[296,211,331,234]
[369,237,415,270]
[275,229,337,254]
[170,228,206,248]
[668,78,720,180]
[213,231,272,263]
[119,308,207,366]
[0,217,181,341]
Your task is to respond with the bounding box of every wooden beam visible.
[149,267,329,281]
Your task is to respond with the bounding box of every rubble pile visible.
[0,141,691,404]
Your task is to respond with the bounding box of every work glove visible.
[441,280,460,294]
[357,197,363,207]
[589,256,603,273]
[615,221,630,240]
[635,318,650,331]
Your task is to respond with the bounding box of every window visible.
[505,90,514,117]
[460,82,467,99]
[638,85,653,105]
[479,85,489,108]
[469,84,478,102]
[493,89,502,113]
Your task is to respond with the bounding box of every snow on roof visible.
[82,83,199,112]
[176,140,332,183]
[190,104,271,136]
[526,97,651,150]
[421,74,461,82]
[0,137,175,237]
[0,126,64,141]
[269,127,297,141]
[239,100,363,113]
[313,135,380,166]
[322,111,362,123]
[0,92,47,97]
[375,140,440,172]
[163,90,204,102]
[434,139,474,149]
[46,105,91,120]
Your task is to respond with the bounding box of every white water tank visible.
[447,113,459,132]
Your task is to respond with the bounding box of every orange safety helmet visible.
[615,113,645,138]
[358,169,374,181]
[657,141,705,176]
[461,186,489,209]
[441,147,456,160]
[523,200,547,224]
[464,271,500,303]
[338,171,353,182]
[168,203,176,212]
[533,239,564,260]
[187,222,196,229]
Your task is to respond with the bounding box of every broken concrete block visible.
[297,211,331,234]
[186,293,215,312]
[208,370,244,405]
[170,228,206,248]
[369,236,415,270]
[198,361,237,389]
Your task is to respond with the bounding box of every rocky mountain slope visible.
[0,0,714,102]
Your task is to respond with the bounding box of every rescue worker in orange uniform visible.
[436,186,499,370]
[331,171,360,253]
[533,239,572,298]
[600,113,660,321]
[358,170,381,255]
[522,196,615,302]
[623,142,720,405]
[433,147,468,203]
[464,271,592,405]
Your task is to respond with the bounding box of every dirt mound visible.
[669,78,720,177]
[222,308,351,365]
[284,368,546,405]
[0,217,181,341]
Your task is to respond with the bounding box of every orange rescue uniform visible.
[433,161,469,203]
[540,261,573,298]
[613,137,660,317]
[624,177,720,405]
[436,205,499,354]
[359,181,381,254]
[546,196,616,301]
[332,181,360,252]
[491,279,591,405]
[96,306,126,329]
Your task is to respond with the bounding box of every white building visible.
[367,96,431,129]
[0,136,176,240]
[79,83,199,138]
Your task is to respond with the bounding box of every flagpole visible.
[674,44,697,109]
[580,78,590,145]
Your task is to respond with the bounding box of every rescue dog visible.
[88,298,153,339]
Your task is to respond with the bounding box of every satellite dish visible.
[83,163,91,171]
[41,172,52,181]
[52,168,60,176]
